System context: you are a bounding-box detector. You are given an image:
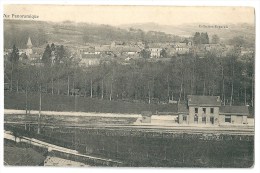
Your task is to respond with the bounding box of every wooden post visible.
[67,75,70,96]
[148,81,151,104]
[37,84,42,134]
[244,86,247,106]
[90,78,93,98]
[101,79,104,99]
[74,95,78,112]
[16,80,19,92]
[51,77,54,95]
[25,83,28,115]
[10,62,13,92]
[251,75,254,107]
[167,74,170,102]
[230,59,235,106]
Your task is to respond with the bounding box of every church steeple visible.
[27,37,33,48]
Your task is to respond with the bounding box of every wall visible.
[188,106,219,124]
[141,116,151,123]
[219,114,248,125]
[151,115,178,124]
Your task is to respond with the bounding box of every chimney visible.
[188,96,191,102]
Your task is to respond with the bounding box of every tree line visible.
[4,40,254,109]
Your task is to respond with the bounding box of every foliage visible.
[211,34,220,44]
[193,32,209,45]
[42,44,52,65]
[140,49,151,59]
[10,45,19,63]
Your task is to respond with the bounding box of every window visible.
[225,115,231,123]
[183,116,187,121]
[210,108,214,114]
[202,116,206,123]
[203,108,206,114]
[195,108,198,113]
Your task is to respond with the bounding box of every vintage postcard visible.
[3,4,255,167]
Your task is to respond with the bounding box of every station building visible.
[177,95,249,125]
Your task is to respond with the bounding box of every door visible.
[210,117,214,124]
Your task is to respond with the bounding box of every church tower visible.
[27,37,33,49]
[25,37,33,57]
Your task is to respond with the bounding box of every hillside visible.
[120,22,255,46]
[4,20,182,49]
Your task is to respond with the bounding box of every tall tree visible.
[51,43,55,51]
[9,45,19,91]
[201,32,209,44]
[140,49,151,59]
[160,48,167,58]
[42,44,52,65]
[55,45,66,64]
[211,34,220,44]
[10,44,19,63]
[193,32,201,45]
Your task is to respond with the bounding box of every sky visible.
[4,5,255,26]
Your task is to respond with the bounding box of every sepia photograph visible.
[2,4,256,168]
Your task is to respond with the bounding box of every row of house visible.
[5,37,254,67]
[79,40,254,60]
[78,40,255,66]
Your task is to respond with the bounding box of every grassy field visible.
[4,124,254,167]
[4,92,178,114]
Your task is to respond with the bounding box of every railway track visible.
[4,121,254,136]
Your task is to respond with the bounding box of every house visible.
[173,42,190,55]
[202,44,226,57]
[177,95,249,125]
[149,48,162,58]
[95,45,112,55]
[240,47,254,56]
[83,47,95,55]
[80,54,101,67]
[141,111,152,123]
[219,106,249,124]
[111,45,141,56]
[166,48,177,57]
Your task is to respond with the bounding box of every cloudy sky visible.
[4,5,255,26]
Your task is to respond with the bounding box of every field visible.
[4,122,254,167]
[4,92,177,114]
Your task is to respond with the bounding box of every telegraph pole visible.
[25,82,28,115]
[37,66,42,135]
[38,84,41,134]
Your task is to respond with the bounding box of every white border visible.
[0,1,259,173]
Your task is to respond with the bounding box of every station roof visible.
[220,106,249,115]
[178,103,189,114]
[187,95,221,107]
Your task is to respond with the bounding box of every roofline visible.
[178,112,189,114]
[188,104,221,107]
[219,113,249,116]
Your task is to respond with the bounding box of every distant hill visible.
[120,22,255,45]
[4,20,183,49]
[4,20,255,50]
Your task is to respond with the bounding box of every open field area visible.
[4,121,254,167]
[4,92,178,114]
